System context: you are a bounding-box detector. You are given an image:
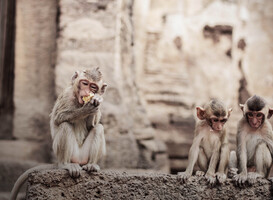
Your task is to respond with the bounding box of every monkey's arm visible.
[217,130,230,174]
[177,133,203,183]
[217,143,229,173]
[185,134,203,175]
[263,123,273,157]
[233,130,248,187]
[207,142,221,175]
[237,133,247,175]
[54,104,99,126]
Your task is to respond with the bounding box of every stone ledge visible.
[26,169,272,200]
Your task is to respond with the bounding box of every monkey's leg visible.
[81,124,106,173]
[248,143,272,185]
[196,147,207,176]
[52,122,82,177]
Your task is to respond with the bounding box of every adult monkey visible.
[177,99,232,185]
[10,67,107,200]
[230,95,273,186]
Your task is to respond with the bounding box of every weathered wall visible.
[134,0,273,173]
[26,169,273,200]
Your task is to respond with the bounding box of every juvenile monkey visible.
[10,67,107,200]
[231,95,273,186]
[177,100,232,185]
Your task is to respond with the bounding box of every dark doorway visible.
[0,0,16,139]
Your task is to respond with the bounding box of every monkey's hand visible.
[233,172,247,187]
[216,172,226,184]
[60,163,82,178]
[195,171,205,177]
[83,100,100,113]
[247,172,262,185]
[82,163,100,173]
[228,167,238,178]
[177,171,191,183]
[90,94,103,107]
[205,172,216,186]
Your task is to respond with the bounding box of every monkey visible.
[230,95,273,187]
[10,67,107,200]
[177,99,232,185]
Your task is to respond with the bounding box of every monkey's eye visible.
[212,119,219,123]
[220,119,227,123]
[90,83,98,93]
[256,113,263,118]
[81,81,89,86]
[247,112,254,118]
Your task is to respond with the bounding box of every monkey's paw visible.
[82,163,100,173]
[233,173,247,187]
[247,172,262,185]
[228,167,238,178]
[269,177,273,183]
[177,172,191,183]
[205,173,216,186]
[90,94,103,107]
[195,171,205,177]
[216,172,226,184]
[62,163,82,178]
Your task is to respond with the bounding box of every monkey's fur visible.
[230,95,273,186]
[177,100,232,185]
[10,67,107,200]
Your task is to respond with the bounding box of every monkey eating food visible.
[82,92,95,104]
[177,99,232,185]
[10,67,107,200]
[230,95,273,187]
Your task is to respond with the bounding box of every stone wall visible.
[134,0,273,173]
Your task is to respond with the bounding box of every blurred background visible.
[1,0,273,198]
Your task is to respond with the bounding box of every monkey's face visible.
[77,79,99,105]
[208,117,227,132]
[246,112,264,129]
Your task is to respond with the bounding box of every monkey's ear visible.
[101,83,107,94]
[196,107,205,120]
[72,71,79,82]
[239,104,244,112]
[268,108,273,119]
[228,108,233,117]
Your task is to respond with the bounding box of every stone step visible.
[26,169,272,199]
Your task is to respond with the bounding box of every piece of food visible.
[82,92,94,104]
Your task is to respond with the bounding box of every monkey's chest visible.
[246,133,263,162]
[201,134,220,157]
[73,120,88,146]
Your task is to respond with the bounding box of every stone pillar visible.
[13,0,57,140]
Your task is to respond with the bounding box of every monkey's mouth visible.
[210,127,222,132]
[249,122,261,129]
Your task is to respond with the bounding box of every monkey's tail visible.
[10,163,57,200]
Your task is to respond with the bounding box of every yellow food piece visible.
[83,93,94,103]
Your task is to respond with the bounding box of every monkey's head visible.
[240,95,273,129]
[196,99,232,132]
[71,67,107,105]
